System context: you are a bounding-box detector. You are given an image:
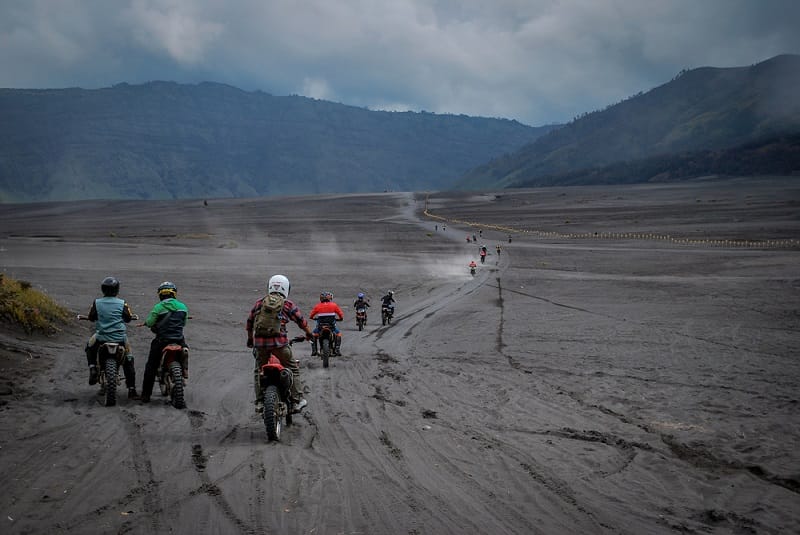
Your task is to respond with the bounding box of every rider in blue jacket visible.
[84,277,139,399]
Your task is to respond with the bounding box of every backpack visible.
[253,294,285,337]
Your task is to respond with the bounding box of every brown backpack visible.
[253,293,285,337]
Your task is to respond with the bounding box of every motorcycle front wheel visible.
[263,385,282,441]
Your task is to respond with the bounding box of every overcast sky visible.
[2,0,799,125]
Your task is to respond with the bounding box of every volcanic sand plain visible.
[0,176,799,534]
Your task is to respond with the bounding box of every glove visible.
[305,332,313,341]
[246,338,253,348]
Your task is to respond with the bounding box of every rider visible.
[479,246,487,264]
[469,260,477,272]
[84,276,139,400]
[309,291,345,356]
[380,291,395,314]
[246,274,313,412]
[353,292,370,321]
[140,281,189,403]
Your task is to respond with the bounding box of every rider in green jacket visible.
[140,281,189,403]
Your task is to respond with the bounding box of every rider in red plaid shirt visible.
[246,274,313,411]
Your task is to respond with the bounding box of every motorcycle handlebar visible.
[78,314,139,321]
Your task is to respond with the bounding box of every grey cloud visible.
[1,0,799,125]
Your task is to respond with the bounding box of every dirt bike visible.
[470,265,476,276]
[381,303,394,325]
[316,321,339,368]
[355,307,367,331]
[157,343,189,409]
[78,314,136,407]
[259,336,305,441]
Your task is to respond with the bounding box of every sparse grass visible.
[0,274,71,334]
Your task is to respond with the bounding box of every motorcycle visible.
[78,314,137,407]
[355,307,367,331]
[381,303,394,325]
[157,343,189,409]
[259,336,305,441]
[470,266,476,276]
[316,321,338,368]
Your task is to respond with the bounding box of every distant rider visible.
[140,281,189,403]
[353,292,370,311]
[469,260,477,274]
[84,276,139,400]
[246,274,313,412]
[380,291,396,318]
[309,291,345,356]
[354,292,370,324]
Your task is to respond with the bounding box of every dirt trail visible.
[1,180,799,534]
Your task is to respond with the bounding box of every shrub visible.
[0,275,71,334]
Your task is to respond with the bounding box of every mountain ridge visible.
[0,81,553,202]
[457,54,800,190]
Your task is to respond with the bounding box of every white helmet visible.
[268,274,290,298]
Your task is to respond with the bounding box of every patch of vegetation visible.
[0,274,71,334]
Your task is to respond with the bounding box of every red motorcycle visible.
[316,323,338,368]
[259,336,305,441]
[157,344,189,409]
[355,306,367,331]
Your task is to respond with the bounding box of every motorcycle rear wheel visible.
[321,338,331,368]
[104,359,118,407]
[263,385,282,441]
[169,361,186,409]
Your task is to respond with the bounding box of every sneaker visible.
[88,366,98,385]
[254,399,264,413]
[292,398,308,413]
[127,388,140,400]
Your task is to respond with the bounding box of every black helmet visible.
[101,277,120,297]
[157,281,177,300]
